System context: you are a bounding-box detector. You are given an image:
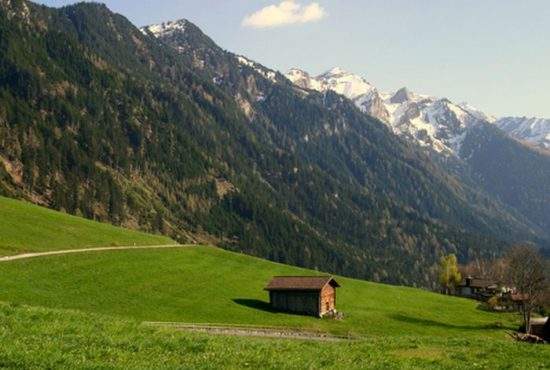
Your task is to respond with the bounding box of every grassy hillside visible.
[1,303,548,369]
[0,246,527,338]
[0,205,547,368]
[0,196,174,255]
[0,197,547,367]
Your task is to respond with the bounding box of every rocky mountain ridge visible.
[286,67,549,155]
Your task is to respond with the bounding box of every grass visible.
[0,302,549,369]
[0,196,174,255]
[0,246,530,339]
[0,197,548,368]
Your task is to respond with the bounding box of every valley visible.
[0,1,549,367]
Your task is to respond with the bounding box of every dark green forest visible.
[461,124,550,235]
[0,0,547,286]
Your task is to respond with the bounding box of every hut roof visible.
[264,276,340,291]
[458,277,497,289]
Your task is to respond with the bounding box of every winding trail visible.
[0,244,185,262]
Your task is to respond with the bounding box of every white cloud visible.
[242,1,326,29]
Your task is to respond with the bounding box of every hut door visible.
[326,301,330,312]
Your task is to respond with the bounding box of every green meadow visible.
[0,197,549,368]
[1,302,548,369]
[0,196,173,255]
[0,246,524,338]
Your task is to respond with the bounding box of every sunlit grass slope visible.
[1,196,547,367]
[0,196,174,255]
[1,303,548,369]
[0,246,524,339]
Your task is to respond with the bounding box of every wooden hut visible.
[264,276,340,317]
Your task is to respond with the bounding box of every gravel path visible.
[0,244,184,262]
[144,322,352,341]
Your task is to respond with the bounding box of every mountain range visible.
[0,0,548,287]
[286,67,550,239]
[286,67,550,155]
[495,117,550,151]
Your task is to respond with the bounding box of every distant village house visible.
[457,276,499,300]
[265,276,340,317]
[456,276,537,314]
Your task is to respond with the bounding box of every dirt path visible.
[0,244,185,262]
[144,322,352,341]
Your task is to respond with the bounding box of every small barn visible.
[264,276,340,317]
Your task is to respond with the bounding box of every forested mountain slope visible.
[285,68,550,240]
[0,0,545,286]
[460,124,550,233]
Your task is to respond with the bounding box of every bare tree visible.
[505,245,547,334]
[460,257,507,283]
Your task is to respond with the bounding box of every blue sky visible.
[36,1,550,118]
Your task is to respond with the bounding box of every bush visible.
[487,296,500,311]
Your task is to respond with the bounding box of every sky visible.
[36,0,550,118]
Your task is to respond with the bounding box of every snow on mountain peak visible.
[288,67,309,76]
[289,67,375,100]
[285,66,550,155]
[495,117,550,149]
[141,19,188,37]
[323,66,349,76]
[286,68,310,82]
[330,66,346,73]
[285,67,494,156]
[237,55,278,83]
[458,102,496,123]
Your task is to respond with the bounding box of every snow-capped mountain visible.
[495,117,550,150]
[287,67,375,99]
[140,19,187,38]
[286,67,550,156]
[286,67,492,156]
